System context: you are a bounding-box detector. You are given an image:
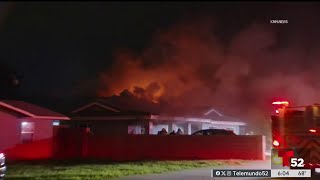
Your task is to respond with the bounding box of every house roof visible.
[70,96,246,126]
[158,106,244,123]
[71,95,163,116]
[150,115,246,126]
[97,95,162,114]
[71,114,246,126]
[0,100,69,120]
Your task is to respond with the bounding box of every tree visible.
[0,62,20,98]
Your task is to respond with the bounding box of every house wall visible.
[150,121,243,135]
[24,118,53,140]
[3,118,55,160]
[190,123,202,134]
[0,112,55,160]
[172,123,190,134]
[239,125,247,135]
[0,111,20,150]
[152,122,201,135]
[151,124,169,134]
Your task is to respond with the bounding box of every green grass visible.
[5,159,243,180]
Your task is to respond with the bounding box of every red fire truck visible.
[271,101,320,172]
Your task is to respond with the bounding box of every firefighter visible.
[158,128,168,135]
[169,130,176,135]
[177,128,183,135]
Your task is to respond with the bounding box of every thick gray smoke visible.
[98,11,320,134]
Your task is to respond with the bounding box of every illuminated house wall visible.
[0,100,69,152]
[0,110,20,150]
[68,100,247,136]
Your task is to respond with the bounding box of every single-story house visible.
[0,100,69,150]
[66,96,247,135]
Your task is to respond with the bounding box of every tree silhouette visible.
[0,62,20,99]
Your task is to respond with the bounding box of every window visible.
[53,120,60,126]
[21,122,35,143]
[128,125,142,134]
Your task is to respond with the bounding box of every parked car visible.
[0,152,6,179]
[192,129,236,135]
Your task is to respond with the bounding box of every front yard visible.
[5,159,243,180]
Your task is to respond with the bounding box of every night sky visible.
[1,2,320,121]
[0,2,197,98]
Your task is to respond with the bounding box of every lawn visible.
[5,159,243,180]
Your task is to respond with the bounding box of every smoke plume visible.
[98,13,320,133]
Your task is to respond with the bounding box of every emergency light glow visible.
[275,110,279,114]
[272,101,289,106]
[310,129,317,133]
[273,140,280,147]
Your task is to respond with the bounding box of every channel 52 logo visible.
[290,158,305,168]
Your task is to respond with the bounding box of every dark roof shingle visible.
[0,100,69,120]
